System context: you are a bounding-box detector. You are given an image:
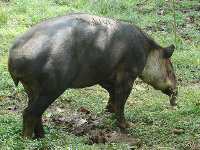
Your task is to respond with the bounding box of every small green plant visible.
[0,7,7,26]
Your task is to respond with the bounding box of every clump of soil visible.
[51,107,141,148]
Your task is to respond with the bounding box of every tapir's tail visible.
[8,53,20,87]
[10,72,19,87]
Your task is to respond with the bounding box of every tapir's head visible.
[140,44,178,106]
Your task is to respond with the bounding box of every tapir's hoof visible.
[105,108,113,114]
[34,129,45,139]
[118,121,130,129]
[105,105,116,114]
[22,134,33,139]
[22,130,33,139]
[33,135,45,140]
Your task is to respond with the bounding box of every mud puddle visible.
[50,107,141,148]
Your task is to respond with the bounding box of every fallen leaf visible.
[172,128,185,135]
[78,107,90,114]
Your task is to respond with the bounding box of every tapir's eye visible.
[163,44,175,58]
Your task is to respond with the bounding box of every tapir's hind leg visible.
[100,83,116,113]
[21,74,65,139]
[34,116,44,138]
[21,81,38,138]
[22,89,63,138]
[23,94,56,138]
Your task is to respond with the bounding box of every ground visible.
[0,0,200,149]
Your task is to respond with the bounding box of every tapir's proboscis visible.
[8,13,178,139]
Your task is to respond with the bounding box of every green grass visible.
[0,0,200,149]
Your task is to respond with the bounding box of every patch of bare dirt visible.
[50,107,142,148]
[172,128,185,135]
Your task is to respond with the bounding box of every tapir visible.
[8,13,177,138]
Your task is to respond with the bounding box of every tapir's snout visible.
[164,58,178,106]
[162,86,178,106]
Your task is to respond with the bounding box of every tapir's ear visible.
[163,44,175,58]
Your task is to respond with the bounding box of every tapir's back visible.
[8,13,154,88]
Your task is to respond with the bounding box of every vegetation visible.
[0,0,199,149]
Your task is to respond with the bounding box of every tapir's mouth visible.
[162,87,178,106]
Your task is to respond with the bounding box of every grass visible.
[0,0,200,149]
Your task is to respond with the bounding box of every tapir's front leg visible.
[114,72,134,129]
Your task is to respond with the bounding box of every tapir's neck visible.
[140,50,161,81]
